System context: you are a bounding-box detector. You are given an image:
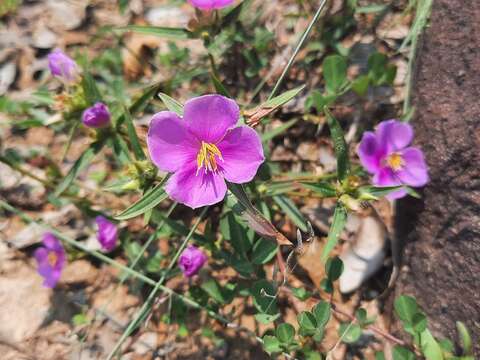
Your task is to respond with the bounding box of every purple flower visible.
[96,216,118,252]
[178,245,208,277]
[358,119,429,199]
[34,233,66,288]
[147,94,265,209]
[82,102,111,128]
[188,0,235,10]
[47,49,78,82]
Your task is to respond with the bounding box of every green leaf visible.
[309,89,338,112]
[368,52,388,83]
[263,85,305,109]
[301,182,337,197]
[321,204,347,261]
[420,329,444,360]
[392,346,415,360]
[276,323,295,344]
[298,311,317,331]
[290,287,312,301]
[251,238,278,265]
[122,106,146,160]
[320,279,333,294]
[323,55,348,94]
[312,301,331,328]
[338,323,362,344]
[412,312,427,333]
[261,118,298,143]
[357,185,404,200]
[324,107,350,181]
[394,295,419,324]
[255,313,280,325]
[375,351,386,360]
[72,313,90,326]
[158,93,183,116]
[220,212,253,257]
[54,141,104,196]
[325,256,344,281]
[355,308,367,326]
[115,181,168,220]
[273,195,308,232]
[119,25,192,39]
[251,280,277,314]
[81,72,102,105]
[262,335,281,354]
[456,322,472,355]
[210,72,231,98]
[201,279,235,304]
[352,75,370,96]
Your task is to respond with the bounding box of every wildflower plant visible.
[0,1,475,360]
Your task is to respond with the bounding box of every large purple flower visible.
[34,233,66,288]
[147,94,265,209]
[96,216,118,252]
[358,119,429,199]
[178,245,208,277]
[188,0,235,10]
[47,49,78,83]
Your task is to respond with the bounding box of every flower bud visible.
[178,245,208,277]
[82,102,111,128]
[47,49,79,83]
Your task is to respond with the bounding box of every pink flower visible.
[82,102,111,128]
[188,0,235,10]
[96,216,118,252]
[147,94,265,209]
[34,233,66,288]
[47,49,78,83]
[178,245,207,277]
[358,119,429,199]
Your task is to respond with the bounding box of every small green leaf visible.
[312,301,331,328]
[323,55,348,94]
[201,279,232,304]
[262,335,281,354]
[298,311,317,331]
[82,72,102,105]
[392,346,415,360]
[412,312,427,333]
[276,323,295,344]
[320,279,333,294]
[291,287,312,301]
[263,85,305,109]
[54,141,104,196]
[325,256,344,281]
[339,323,362,344]
[273,195,307,232]
[357,185,404,200]
[119,25,192,39]
[420,329,444,360]
[324,107,350,181]
[301,182,337,197]
[261,118,298,143]
[352,75,370,96]
[210,72,231,98]
[255,313,281,325]
[355,308,367,326]
[158,93,183,116]
[251,280,277,314]
[72,313,90,326]
[394,295,418,324]
[309,89,338,111]
[456,321,472,355]
[251,238,278,265]
[321,204,347,261]
[115,181,168,220]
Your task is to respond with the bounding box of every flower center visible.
[386,152,404,171]
[196,141,223,174]
[48,252,58,267]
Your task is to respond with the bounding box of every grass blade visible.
[158,93,184,116]
[321,204,347,262]
[324,107,350,182]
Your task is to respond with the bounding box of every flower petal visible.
[396,147,429,187]
[377,119,413,152]
[217,126,264,183]
[188,0,234,10]
[165,164,227,209]
[96,216,118,251]
[184,95,239,143]
[357,131,383,174]
[147,111,199,173]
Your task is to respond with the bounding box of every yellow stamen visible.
[48,252,58,267]
[386,153,404,171]
[196,141,223,174]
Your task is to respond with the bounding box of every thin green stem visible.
[267,0,328,100]
[106,206,209,359]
